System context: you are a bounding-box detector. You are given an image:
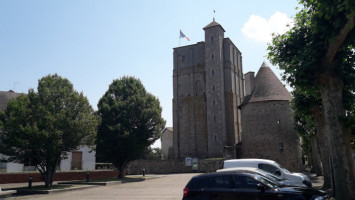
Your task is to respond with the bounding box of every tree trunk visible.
[43,169,53,188]
[42,159,59,188]
[117,161,128,178]
[311,107,331,188]
[310,134,323,176]
[320,75,355,199]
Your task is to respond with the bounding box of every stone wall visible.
[161,128,173,160]
[126,159,223,175]
[241,101,302,172]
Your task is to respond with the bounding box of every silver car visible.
[217,167,310,188]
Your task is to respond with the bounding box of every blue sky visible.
[0,0,300,147]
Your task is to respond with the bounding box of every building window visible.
[181,55,185,62]
[211,54,214,59]
[279,143,284,152]
[212,69,215,75]
[213,100,215,105]
[213,86,215,91]
[211,36,214,41]
[214,116,216,121]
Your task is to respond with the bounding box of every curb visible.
[58,177,147,186]
[4,176,160,196]
[0,190,16,199]
[59,181,122,186]
[16,185,98,195]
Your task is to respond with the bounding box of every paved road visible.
[5,173,200,200]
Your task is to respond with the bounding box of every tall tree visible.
[292,89,331,188]
[96,77,165,178]
[268,0,355,198]
[0,74,98,188]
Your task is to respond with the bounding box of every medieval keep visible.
[173,19,244,159]
[172,20,302,171]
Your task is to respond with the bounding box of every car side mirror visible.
[275,169,281,176]
[256,183,265,192]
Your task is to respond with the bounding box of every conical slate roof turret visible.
[248,62,291,103]
[0,90,23,111]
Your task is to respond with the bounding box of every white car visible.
[222,159,312,187]
[217,167,309,187]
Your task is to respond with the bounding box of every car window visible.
[254,175,278,189]
[258,164,279,175]
[204,175,235,189]
[234,175,260,189]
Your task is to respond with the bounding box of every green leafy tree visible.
[96,77,165,178]
[268,0,355,198]
[0,74,98,188]
[141,147,163,160]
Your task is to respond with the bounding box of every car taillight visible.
[183,187,189,198]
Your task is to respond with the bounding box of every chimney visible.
[244,72,255,96]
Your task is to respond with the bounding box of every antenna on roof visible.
[213,9,216,21]
[13,82,18,92]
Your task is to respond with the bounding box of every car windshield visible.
[254,174,281,188]
[275,162,291,174]
[256,169,284,181]
[282,168,291,173]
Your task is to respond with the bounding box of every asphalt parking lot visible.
[3,173,200,200]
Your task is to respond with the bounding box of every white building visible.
[0,90,96,172]
[59,146,96,171]
[0,146,95,172]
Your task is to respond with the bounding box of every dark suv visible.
[183,172,330,200]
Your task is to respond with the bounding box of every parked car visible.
[223,159,312,187]
[182,172,330,200]
[217,167,309,188]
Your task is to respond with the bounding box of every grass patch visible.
[204,157,224,161]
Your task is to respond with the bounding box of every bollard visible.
[86,171,90,182]
[142,168,145,177]
[28,176,32,188]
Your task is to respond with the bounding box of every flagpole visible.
[179,29,181,47]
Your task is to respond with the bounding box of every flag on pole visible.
[180,30,190,41]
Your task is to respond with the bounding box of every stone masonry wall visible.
[241,101,302,172]
[126,159,223,175]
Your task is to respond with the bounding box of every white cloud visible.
[241,11,293,43]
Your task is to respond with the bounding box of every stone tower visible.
[239,62,302,171]
[173,20,244,159]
